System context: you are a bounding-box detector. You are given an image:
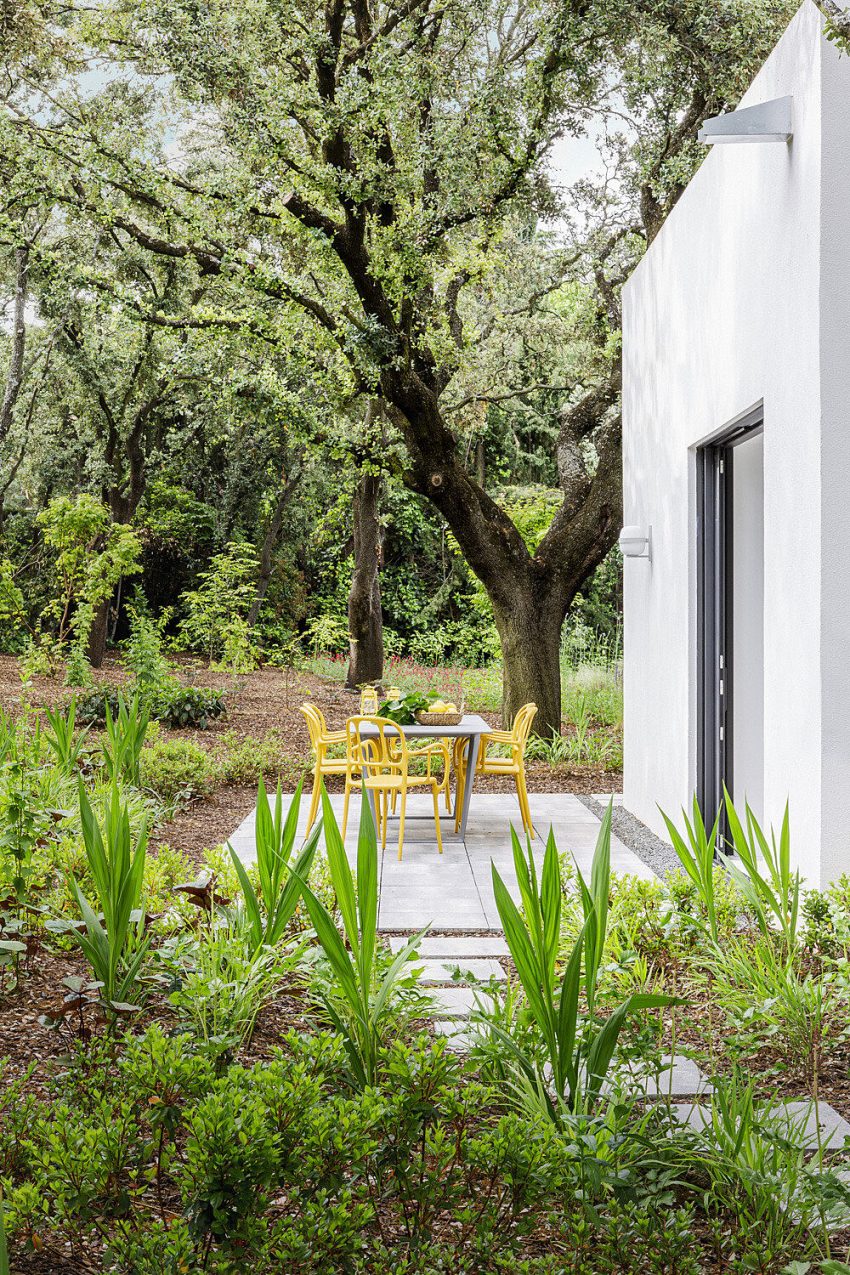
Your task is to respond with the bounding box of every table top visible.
[359,714,492,738]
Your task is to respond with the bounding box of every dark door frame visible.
[696,406,764,837]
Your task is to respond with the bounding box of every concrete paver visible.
[226,791,654,933]
[413,957,507,984]
[389,936,511,957]
[670,1100,850,1150]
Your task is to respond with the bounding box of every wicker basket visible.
[415,708,464,727]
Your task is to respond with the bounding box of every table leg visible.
[457,733,479,840]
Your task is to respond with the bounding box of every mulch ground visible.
[0,649,621,1087]
[0,654,621,865]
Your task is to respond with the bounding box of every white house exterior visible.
[621,1,850,887]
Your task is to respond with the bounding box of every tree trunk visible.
[247,464,301,627]
[88,477,149,669]
[0,245,29,458]
[493,594,564,738]
[346,472,384,688]
[381,367,621,738]
[87,599,110,669]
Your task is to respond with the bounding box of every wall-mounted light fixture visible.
[698,95,793,145]
[619,525,651,560]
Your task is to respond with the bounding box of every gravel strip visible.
[579,796,680,878]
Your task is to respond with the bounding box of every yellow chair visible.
[388,736,453,816]
[301,703,349,833]
[455,702,538,836]
[344,716,444,860]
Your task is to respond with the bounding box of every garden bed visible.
[0,654,622,865]
[7,663,849,1273]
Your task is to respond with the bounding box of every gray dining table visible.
[359,713,492,840]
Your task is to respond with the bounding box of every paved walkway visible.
[227,791,654,933]
[226,791,850,1154]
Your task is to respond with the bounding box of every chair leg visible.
[397,787,407,861]
[380,791,388,851]
[342,779,351,839]
[517,770,535,838]
[306,769,322,833]
[442,747,452,814]
[431,782,444,855]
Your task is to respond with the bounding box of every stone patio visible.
[227,790,653,933]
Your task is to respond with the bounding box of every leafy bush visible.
[140,737,215,806]
[178,540,259,664]
[37,494,142,669]
[212,730,303,786]
[304,610,349,659]
[0,708,74,907]
[0,559,26,655]
[157,684,227,729]
[123,603,172,689]
[74,682,226,730]
[706,937,842,1085]
[159,913,292,1058]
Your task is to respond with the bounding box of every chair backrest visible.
[347,716,407,780]
[300,703,325,750]
[511,703,538,753]
[360,686,379,714]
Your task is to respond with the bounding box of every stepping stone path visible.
[672,1098,850,1151]
[390,935,714,1091]
[388,932,850,1161]
[609,1054,713,1098]
[389,933,508,1048]
[415,958,506,986]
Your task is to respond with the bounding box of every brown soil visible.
[0,654,621,865]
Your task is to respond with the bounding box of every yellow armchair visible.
[345,716,444,859]
[301,703,349,833]
[455,702,538,836]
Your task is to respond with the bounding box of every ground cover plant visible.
[2,692,850,1273]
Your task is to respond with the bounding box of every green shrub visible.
[74,682,226,730]
[142,842,198,919]
[37,494,142,672]
[140,737,215,806]
[157,684,227,729]
[123,604,172,689]
[0,559,26,656]
[180,1079,280,1243]
[178,540,259,664]
[212,730,304,786]
[4,1021,844,1273]
[159,912,293,1057]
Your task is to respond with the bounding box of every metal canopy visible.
[698,95,793,145]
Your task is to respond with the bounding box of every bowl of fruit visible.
[414,697,464,727]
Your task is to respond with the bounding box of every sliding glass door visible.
[697,408,764,837]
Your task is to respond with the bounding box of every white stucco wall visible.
[818,27,850,884]
[622,2,850,884]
